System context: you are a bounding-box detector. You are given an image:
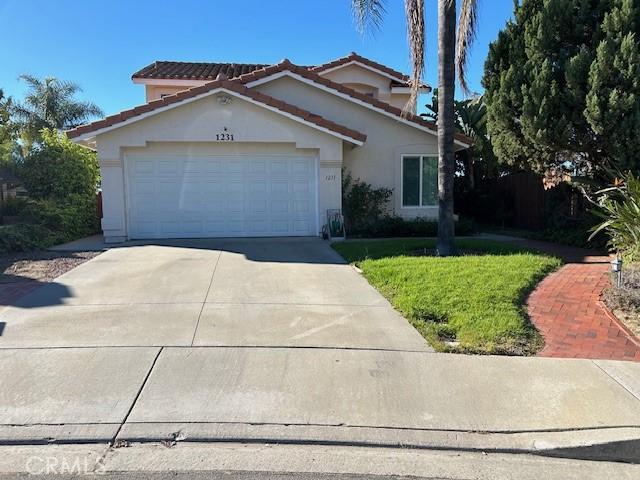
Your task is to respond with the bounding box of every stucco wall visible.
[94,93,344,240]
[319,64,412,112]
[320,64,391,100]
[255,76,440,219]
[145,85,191,102]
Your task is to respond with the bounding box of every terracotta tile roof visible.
[132,61,270,80]
[312,52,429,89]
[65,79,366,143]
[236,60,471,146]
[311,52,411,82]
[131,54,419,87]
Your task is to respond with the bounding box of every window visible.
[401,155,438,207]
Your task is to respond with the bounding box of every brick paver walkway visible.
[517,239,640,362]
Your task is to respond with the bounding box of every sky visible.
[0,0,514,117]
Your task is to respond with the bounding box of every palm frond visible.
[456,0,479,96]
[16,74,104,135]
[404,0,425,115]
[17,74,42,89]
[351,0,386,35]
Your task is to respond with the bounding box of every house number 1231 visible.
[216,133,234,141]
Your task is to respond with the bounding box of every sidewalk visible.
[1,346,639,463]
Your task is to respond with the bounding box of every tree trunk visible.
[437,0,457,256]
[468,155,476,190]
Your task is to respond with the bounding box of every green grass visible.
[332,238,562,355]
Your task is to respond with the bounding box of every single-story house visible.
[67,52,471,242]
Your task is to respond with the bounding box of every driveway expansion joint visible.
[592,360,640,403]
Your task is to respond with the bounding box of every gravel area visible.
[603,264,640,340]
[612,309,640,339]
[0,251,101,284]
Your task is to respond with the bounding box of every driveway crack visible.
[111,346,163,444]
[190,250,223,346]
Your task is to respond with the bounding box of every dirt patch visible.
[0,251,101,284]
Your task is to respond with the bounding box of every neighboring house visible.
[67,52,471,242]
[0,168,27,204]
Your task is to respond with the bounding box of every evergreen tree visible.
[483,0,640,175]
[585,0,640,172]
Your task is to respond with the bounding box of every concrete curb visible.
[116,423,640,464]
[0,424,119,445]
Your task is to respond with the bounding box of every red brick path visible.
[526,258,640,362]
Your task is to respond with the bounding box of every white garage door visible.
[126,154,318,239]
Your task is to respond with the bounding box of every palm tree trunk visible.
[437,0,457,256]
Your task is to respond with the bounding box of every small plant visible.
[589,172,640,261]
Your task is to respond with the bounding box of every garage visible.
[67,82,367,242]
[126,154,318,239]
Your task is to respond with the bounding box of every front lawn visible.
[332,238,562,355]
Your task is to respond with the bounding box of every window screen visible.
[402,156,421,206]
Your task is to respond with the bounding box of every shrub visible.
[0,224,59,253]
[19,195,99,243]
[0,129,101,252]
[589,171,640,261]
[19,129,99,200]
[350,215,475,238]
[0,197,28,217]
[342,170,392,234]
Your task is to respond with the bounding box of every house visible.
[67,52,471,242]
[0,168,27,204]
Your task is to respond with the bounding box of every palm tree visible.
[422,91,497,188]
[455,96,498,188]
[352,0,479,256]
[13,75,103,146]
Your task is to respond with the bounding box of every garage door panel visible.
[270,160,288,174]
[127,155,317,239]
[292,159,311,174]
[157,160,179,175]
[249,159,267,173]
[184,160,202,174]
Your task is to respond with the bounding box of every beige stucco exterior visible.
[144,85,190,102]
[255,75,441,219]
[319,63,411,109]
[134,79,209,102]
[75,59,462,241]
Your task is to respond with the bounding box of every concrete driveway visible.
[0,238,429,351]
[2,238,640,464]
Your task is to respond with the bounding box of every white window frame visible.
[400,154,438,208]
